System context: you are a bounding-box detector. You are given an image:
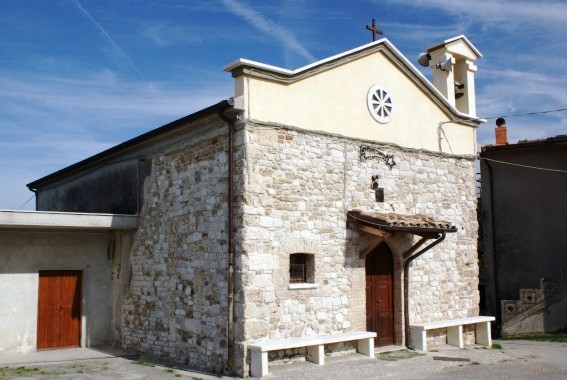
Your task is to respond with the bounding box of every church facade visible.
[20,36,483,376]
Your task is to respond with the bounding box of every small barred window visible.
[289,253,314,284]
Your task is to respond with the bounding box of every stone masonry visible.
[120,118,479,377]
[122,124,230,374]
[237,121,479,375]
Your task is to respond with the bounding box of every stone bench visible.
[248,331,377,377]
[410,316,495,351]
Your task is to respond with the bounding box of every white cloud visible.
[387,0,567,26]
[0,71,232,127]
[142,24,203,47]
[0,68,233,209]
[475,63,567,144]
[72,0,143,77]
[382,22,463,43]
[222,0,316,63]
[386,0,567,146]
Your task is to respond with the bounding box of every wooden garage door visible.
[37,270,82,350]
[365,243,394,346]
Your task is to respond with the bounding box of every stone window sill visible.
[288,283,319,290]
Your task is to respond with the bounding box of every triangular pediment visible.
[225,38,482,155]
[426,35,482,61]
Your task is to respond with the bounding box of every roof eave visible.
[0,210,139,230]
[425,35,483,59]
[481,134,567,153]
[347,210,458,235]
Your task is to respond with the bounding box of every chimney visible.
[495,117,508,145]
[420,36,482,117]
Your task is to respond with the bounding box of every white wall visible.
[234,51,477,156]
[0,230,117,354]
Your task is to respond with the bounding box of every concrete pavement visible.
[0,346,135,367]
[269,340,567,379]
[0,340,565,379]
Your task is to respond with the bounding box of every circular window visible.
[367,85,394,124]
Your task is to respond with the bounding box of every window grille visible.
[289,253,314,284]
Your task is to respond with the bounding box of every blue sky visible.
[1,0,566,210]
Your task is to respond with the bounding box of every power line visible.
[17,193,36,210]
[478,156,567,173]
[482,108,567,120]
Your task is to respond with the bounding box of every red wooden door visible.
[37,270,82,349]
[365,243,394,346]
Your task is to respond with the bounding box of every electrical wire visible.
[481,108,567,120]
[437,124,454,154]
[17,193,36,210]
[478,156,567,173]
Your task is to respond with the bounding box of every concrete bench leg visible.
[250,350,268,378]
[356,338,374,358]
[306,344,325,365]
[476,321,492,347]
[411,328,428,351]
[447,325,464,348]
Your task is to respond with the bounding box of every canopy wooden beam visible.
[358,224,392,238]
[360,236,385,259]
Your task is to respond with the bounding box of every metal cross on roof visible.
[366,19,383,42]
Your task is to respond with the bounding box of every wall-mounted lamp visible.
[371,175,385,202]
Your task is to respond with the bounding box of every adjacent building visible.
[480,123,567,336]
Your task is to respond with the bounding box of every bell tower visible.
[419,36,482,117]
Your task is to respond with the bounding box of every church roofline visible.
[224,38,389,74]
[224,38,485,124]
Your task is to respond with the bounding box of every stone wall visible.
[119,118,479,376]
[237,121,479,371]
[122,127,230,373]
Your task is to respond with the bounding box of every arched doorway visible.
[365,242,394,346]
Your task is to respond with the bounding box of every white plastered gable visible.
[225,38,482,155]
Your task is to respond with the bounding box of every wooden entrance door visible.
[365,243,394,346]
[37,270,82,349]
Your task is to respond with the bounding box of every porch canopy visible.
[347,210,457,258]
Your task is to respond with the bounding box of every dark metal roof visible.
[347,210,458,234]
[27,100,232,190]
[482,134,567,153]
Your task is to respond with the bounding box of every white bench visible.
[410,316,495,351]
[248,331,376,378]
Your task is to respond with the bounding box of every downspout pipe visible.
[218,99,235,374]
[484,157,501,336]
[404,232,446,348]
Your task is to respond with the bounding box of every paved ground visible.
[0,340,565,379]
